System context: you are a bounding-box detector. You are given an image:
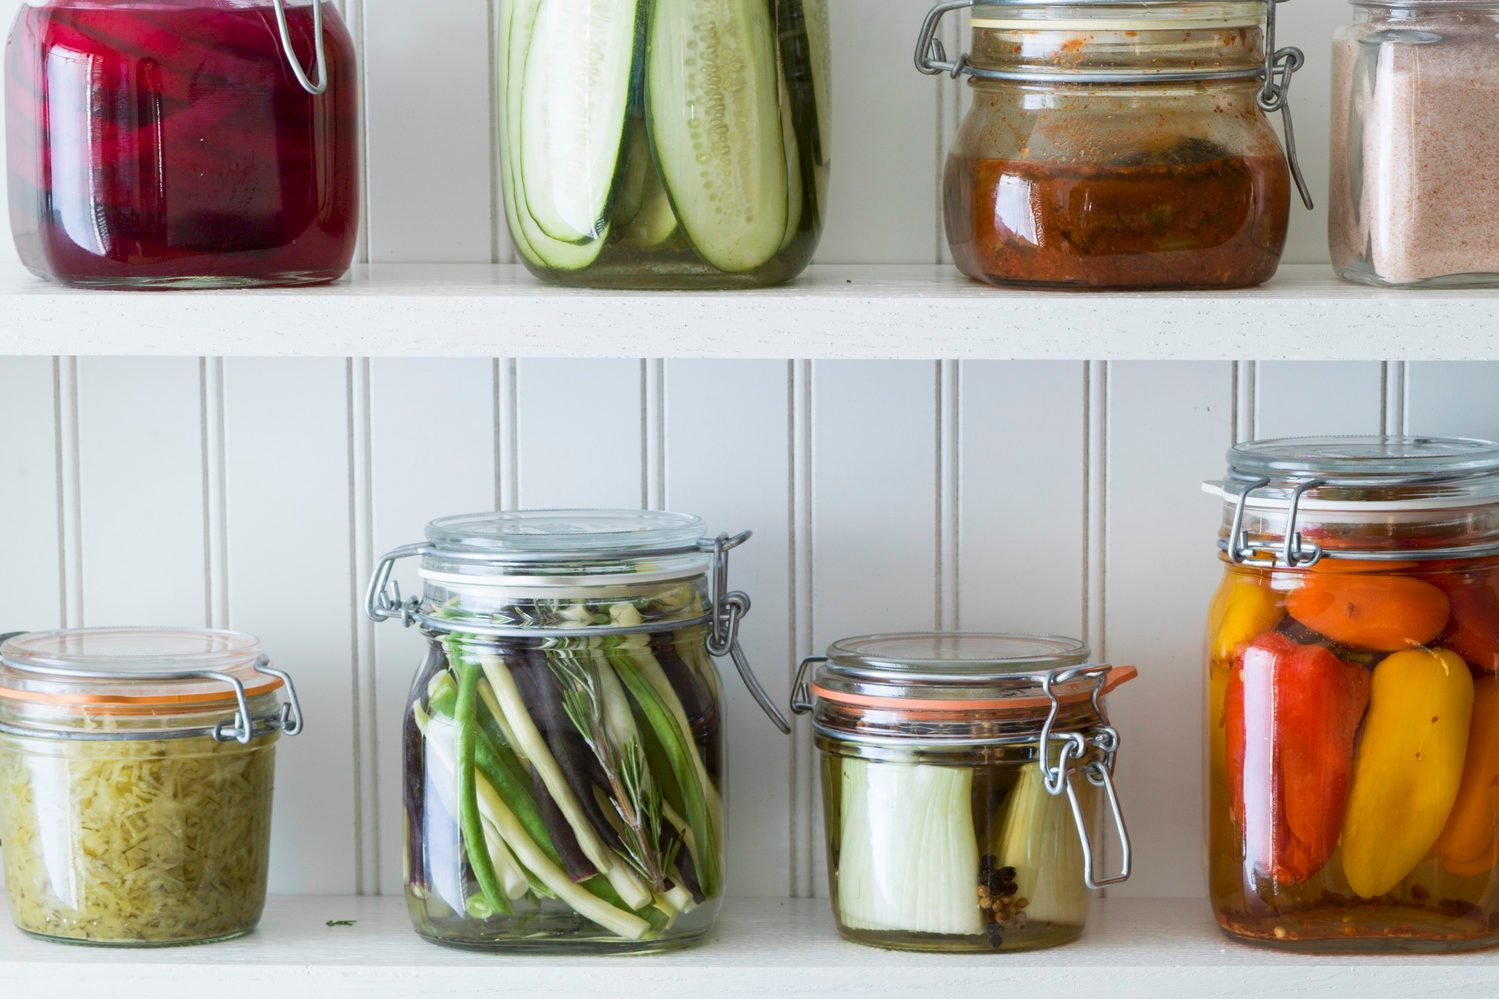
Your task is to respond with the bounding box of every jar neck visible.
[969,19,1268,78]
[1355,2,1499,23]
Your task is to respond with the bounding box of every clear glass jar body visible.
[1330,2,1499,287]
[5,0,360,289]
[816,702,1100,953]
[498,0,829,289]
[1207,498,1499,951]
[944,3,1291,289]
[403,572,726,952]
[0,697,279,946]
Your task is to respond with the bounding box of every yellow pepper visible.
[1342,648,1474,898]
[1437,676,1499,877]
[1206,571,1283,662]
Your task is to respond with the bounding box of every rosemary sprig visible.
[548,643,669,891]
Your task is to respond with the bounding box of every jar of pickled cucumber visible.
[498,0,830,288]
[1206,435,1499,951]
[367,509,790,953]
[792,632,1136,953]
[0,628,303,946]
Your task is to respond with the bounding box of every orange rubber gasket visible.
[0,674,282,711]
[811,664,1138,713]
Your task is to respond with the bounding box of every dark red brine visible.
[5,0,358,289]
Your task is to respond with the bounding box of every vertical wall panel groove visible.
[790,360,814,899]
[56,357,83,628]
[201,358,229,629]
[938,361,960,631]
[347,358,380,895]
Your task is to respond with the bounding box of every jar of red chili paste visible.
[917,0,1313,290]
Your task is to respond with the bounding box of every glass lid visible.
[426,509,707,559]
[1210,435,1499,509]
[808,631,1135,708]
[827,632,1091,680]
[0,627,278,707]
[971,0,1267,28]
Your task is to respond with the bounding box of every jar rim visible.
[0,627,280,710]
[808,631,1136,710]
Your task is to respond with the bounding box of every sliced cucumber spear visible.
[501,0,610,270]
[646,0,788,273]
[521,0,641,242]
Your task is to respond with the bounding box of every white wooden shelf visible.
[2,895,1496,997]
[4,263,1498,360]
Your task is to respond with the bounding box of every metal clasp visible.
[273,0,329,96]
[366,543,428,626]
[915,0,974,78]
[212,656,306,745]
[701,532,791,734]
[1038,665,1131,890]
[790,656,829,715]
[1258,0,1313,209]
[1226,476,1325,568]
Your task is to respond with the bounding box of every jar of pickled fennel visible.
[917,0,1312,289]
[5,0,358,289]
[0,628,304,946]
[367,510,790,953]
[498,0,829,289]
[791,632,1136,952]
[1206,435,1499,951]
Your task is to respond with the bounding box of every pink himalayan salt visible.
[1330,14,1499,286]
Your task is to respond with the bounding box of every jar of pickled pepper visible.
[917,0,1313,290]
[1206,436,1499,951]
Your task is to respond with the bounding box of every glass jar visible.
[1330,2,1499,287]
[919,0,1311,290]
[498,0,829,289]
[0,628,303,946]
[1205,435,1499,952]
[791,632,1136,953]
[367,509,789,953]
[5,0,359,289]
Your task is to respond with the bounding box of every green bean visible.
[455,658,509,914]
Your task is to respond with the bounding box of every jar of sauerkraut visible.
[0,628,303,946]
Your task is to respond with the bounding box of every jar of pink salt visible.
[1331,1,1499,288]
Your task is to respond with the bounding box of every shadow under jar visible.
[367,510,790,953]
[4,0,359,289]
[1206,435,1499,952]
[792,633,1136,953]
[0,628,304,946]
[919,0,1312,290]
[497,0,830,289]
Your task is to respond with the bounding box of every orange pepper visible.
[1286,571,1450,652]
[1438,676,1499,876]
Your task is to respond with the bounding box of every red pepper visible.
[1426,567,1499,673]
[1225,632,1371,884]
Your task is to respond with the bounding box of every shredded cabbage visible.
[0,731,276,945]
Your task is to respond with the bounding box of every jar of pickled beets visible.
[917,0,1312,290]
[5,0,358,289]
[1206,435,1499,952]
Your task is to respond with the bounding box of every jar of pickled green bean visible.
[367,509,789,952]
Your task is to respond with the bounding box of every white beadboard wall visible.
[0,0,1491,904]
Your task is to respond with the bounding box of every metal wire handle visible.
[273,0,329,96]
